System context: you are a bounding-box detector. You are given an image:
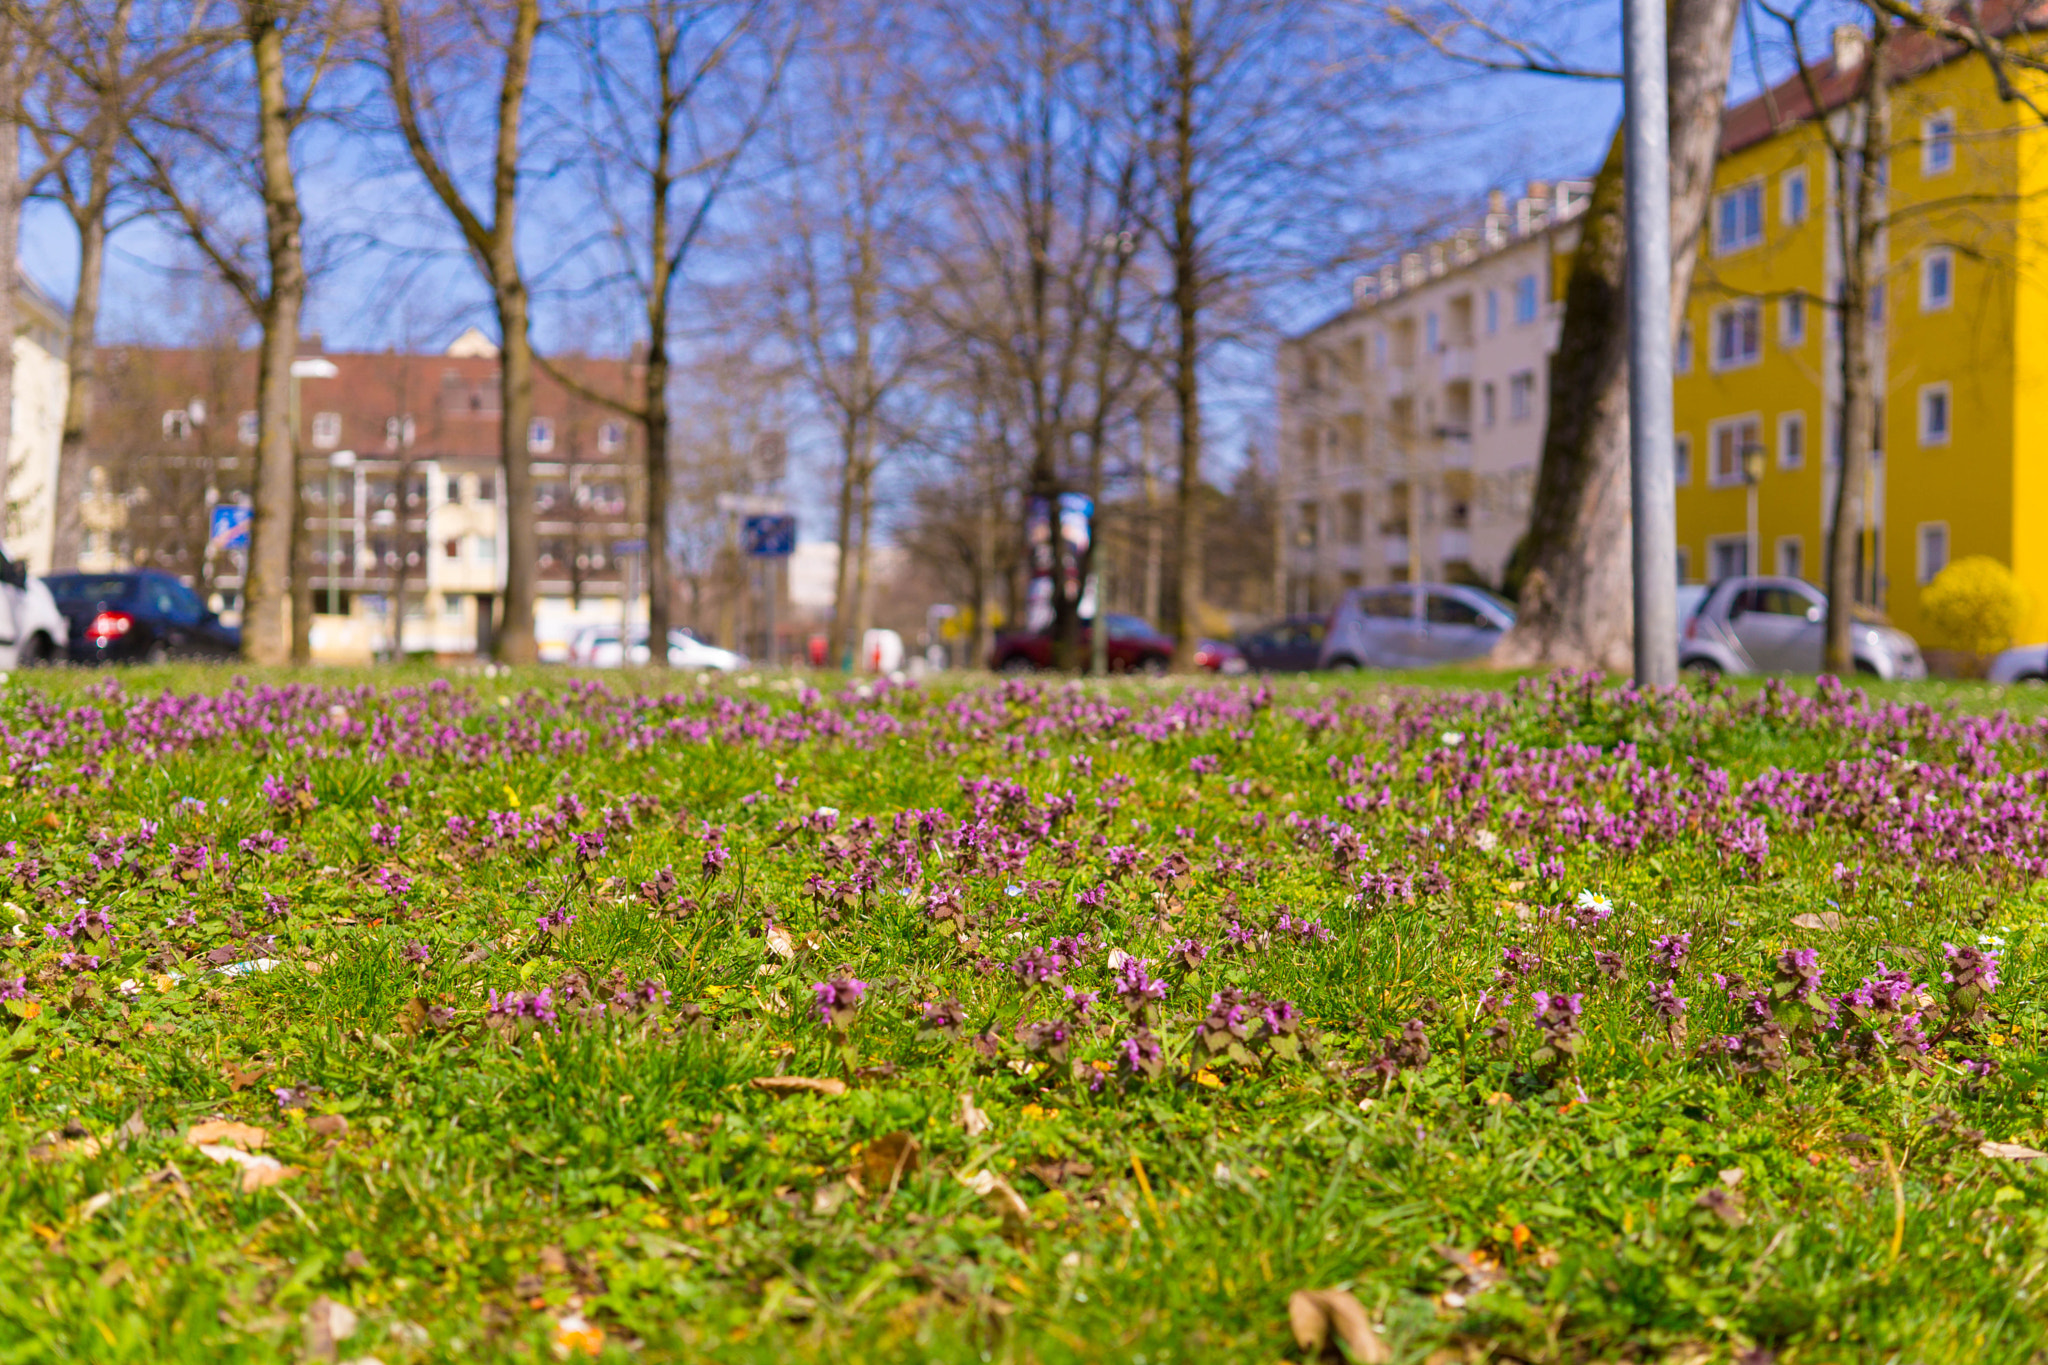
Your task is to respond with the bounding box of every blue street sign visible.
[743,514,796,558]
[208,504,252,552]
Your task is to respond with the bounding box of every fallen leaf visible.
[186,1119,268,1150]
[1288,1287,1391,1363]
[750,1075,846,1097]
[958,1168,1032,1232]
[196,1143,297,1192]
[1025,1158,1094,1188]
[308,1114,349,1138]
[221,1060,270,1091]
[1979,1141,2048,1161]
[300,1295,358,1360]
[764,926,795,960]
[1790,912,1847,931]
[858,1131,922,1190]
[397,996,432,1037]
[957,1092,992,1137]
[74,1164,190,1220]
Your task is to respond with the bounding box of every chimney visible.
[1833,24,1868,71]
[1487,188,1507,215]
[1527,179,1551,202]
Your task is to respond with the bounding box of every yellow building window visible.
[1711,301,1762,370]
[1709,416,1763,487]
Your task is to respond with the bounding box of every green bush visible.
[1922,554,2030,655]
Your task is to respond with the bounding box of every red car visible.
[989,614,1175,673]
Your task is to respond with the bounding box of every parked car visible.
[43,571,238,664]
[568,624,745,670]
[0,541,66,668]
[1679,576,1926,680]
[1319,583,1515,670]
[1987,643,2048,685]
[989,614,1175,673]
[1193,638,1247,674]
[1234,614,1330,672]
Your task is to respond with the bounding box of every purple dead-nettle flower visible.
[1961,1056,1999,1080]
[1168,937,1209,970]
[1893,1011,1931,1055]
[1010,945,1067,988]
[1015,1018,1069,1059]
[1274,913,1334,945]
[0,976,32,1002]
[1050,934,1094,962]
[262,892,290,921]
[59,952,102,972]
[1651,933,1691,976]
[1775,948,1823,1005]
[1942,943,2002,993]
[369,822,401,852]
[1832,862,1863,894]
[1593,950,1626,983]
[1188,754,1220,777]
[1260,997,1301,1035]
[402,941,432,966]
[1222,920,1267,955]
[1105,845,1141,878]
[572,830,607,864]
[1371,1020,1432,1079]
[1120,1027,1164,1078]
[1075,883,1109,909]
[534,907,576,932]
[1113,956,1169,1007]
[700,843,730,879]
[274,1086,309,1110]
[812,973,867,1028]
[1203,989,1253,1040]
[372,867,413,903]
[488,987,561,1031]
[921,996,968,1038]
[1649,980,1689,1020]
[1498,945,1541,982]
[1062,987,1101,1019]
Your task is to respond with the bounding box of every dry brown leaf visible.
[959,1169,1032,1231]
[859,1131,922,1189]
[539,1244,569,1276]
[1790,912,1846,931]
[1979,1140,2048,1161]
[750,1075,847,1097]
[220,1060,270,1091]
[300,1295,358,1360]
[397,996,433,1037]
[196,1143,297,1192]
[1288,1287,1391,1363]
[1025,1158,1094,1188]
[958,1092,992,1137]
[307,1114,348,1138]
[186,1119,268,1149]
[764,926,795,960]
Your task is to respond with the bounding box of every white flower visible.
[1979,933,2008,948]
[117,979,141,997]
[1472,829,1500,853]
[1440,731,1464,747]
[813,806,838,820]
[1575,890,1614,916]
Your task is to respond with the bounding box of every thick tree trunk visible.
[51,204,108,571]
[0,49,17,538]
[974,465,997,667]
[643,356,672,665]
[1825,33,1889,676]
[1493,0,1740,671]
[243,2,305,666]
[826,418,859,667]
[497,283,538,664]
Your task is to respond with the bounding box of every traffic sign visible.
[208,504,252,552]
[743,514,796,558]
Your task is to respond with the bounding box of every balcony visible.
[1438,345,1473,382]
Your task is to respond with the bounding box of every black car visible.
[1234,614,1331,672]
[43,572,241,663]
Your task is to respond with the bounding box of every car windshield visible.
[45,575,136,606]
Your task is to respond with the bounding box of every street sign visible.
[742,514,796,558]
[208,504,252,552]
[612,538,646,556]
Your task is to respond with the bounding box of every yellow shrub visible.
[1921,556,2030,656]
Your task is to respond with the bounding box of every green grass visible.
[0,664,2045,1364]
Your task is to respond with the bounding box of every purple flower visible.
[534,907,575,932]
[0,976,31,1002]
[1593,950,1626,982]
[1651,933,1691,976]
[402,941,432,966]
[1120,1028,1163,1077]
[572,830,607,864]
[1775,948,1823,1005]
[1167,937,1209,970]
[1010,946,1067,987]
[1112,956,1168,1007]
[921,996,967,1036]
[369,822,401,851]
[1650,980,1688,1020]
[812,973,867,1027]
[1942,943,2001,993]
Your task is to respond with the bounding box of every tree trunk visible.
[496,282,538,664]
[242,1,306,666]
[851,473,874,665]
[826,416,859,667]
[1166,0,1203,667]
[643,354,672,666]
[1825,31,1889,676]
[974,463,997,667]
[0,46,17,543]
[52,201,109,571]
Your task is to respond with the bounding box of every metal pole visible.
[1747,481,1758,578]
[1623,0,1678,686]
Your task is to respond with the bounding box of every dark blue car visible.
[43,571,241,663]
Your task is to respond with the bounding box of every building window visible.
[1923,111,1955,175]
[1709,415,1763,487]
[1711,300,1762,370]
[384,415,416,450]
[1508,370,1536,421]
[1674,433,1692,487]
[1775,535,1804,581]
[1917,523,1949,584]
[1921,248,1953,310]
[598,421,626,454]
[476,535,497,562]
[1485,289,1499,334]
[1709,535,1750,580]
[237,411,259,447]
[1778,412,1805,470]
[1780,294,1805,346]
[1481,382,1496,428]
[310,411,342,449]
[1713,182,1764,254]
[1339,492,1365,545]
[1513,274,1539,325]
[1919,383,1951,445]
[528,418,556,454]
[444,537,462,560]
[478,474,497,502]
[445,477,462,504]
[1425,311,1439,353]
[1781,166,1808,224]
[1372,331,1387,370]
[1294,501,1319,549]
[1676,319,1694,375]
[162,410,193,441]
[1675,545,1692,585]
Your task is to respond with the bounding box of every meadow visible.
[2,665,2046,1364]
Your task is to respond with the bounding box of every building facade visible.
[1674,15,2048,647]
[1276,182,1588,612]
[71,328,648,659]
[2,271,72,572]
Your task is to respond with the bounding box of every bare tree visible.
[375,0,543,664]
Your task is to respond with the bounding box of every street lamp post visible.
[1741,442,1767,577]
[1623,0,1678,686]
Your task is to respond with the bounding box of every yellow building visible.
[1674,19,2048,647]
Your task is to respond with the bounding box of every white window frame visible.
[1780,294,1806,346]
[1708,534,1750,580]
[1923,111,1956,176]
[237,411,258,447]
[1674,432,1693,487]
[1708,414,1763,488]
[1777,411,1806,470]
[1713,181,1765,255]
[1507,370,1536,422]
[1916,521,1950,584]
[1774,535,1804,581]
[1485,289,1499,334]
[1780,166,1809,225]
[1710,300,1763,371]
[162,410,192,441]
[527,417,556,454]
[598,421,626,454]
[1920,247,1954,311]
[310,411,342,450]
[1918,382,1952,446]
[1480,382,1496,428]
[1676,318,1694,375]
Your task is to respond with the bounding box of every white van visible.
[0,539,66,668]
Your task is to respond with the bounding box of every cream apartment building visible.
[2,271,72,572]
[1276,181,1589,611]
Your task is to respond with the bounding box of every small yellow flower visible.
[1193,1068,1222,1089]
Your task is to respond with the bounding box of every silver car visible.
[1319,582,1515,670]
[1987,644,2048,684]
[1679,576,1926,680]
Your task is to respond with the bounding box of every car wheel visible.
[998,655,1034,675]
[2018,674,2048,686]
[1324,656,1359,673]
[1853,659,1880,677]
[1681,658,1720,678]
[18,633,54,668]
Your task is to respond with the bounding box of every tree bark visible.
[1165,0,1203,668]
[1824,29,1889,676]
[242,0,305,666]
[1493,0,1740,671]
[0,40,17,541]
